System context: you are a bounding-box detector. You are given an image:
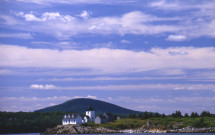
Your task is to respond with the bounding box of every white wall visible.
[86,111,95,122]
[62,115,83,125]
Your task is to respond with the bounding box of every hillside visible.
[34,98,141,115]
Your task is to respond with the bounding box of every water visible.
[3,133,215,135]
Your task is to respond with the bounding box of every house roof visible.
[63,113,80,119]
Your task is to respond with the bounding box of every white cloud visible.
[12,11,181,39]
[29,84,215,91]
[107,96,215,114]
[42,12,61,20]
[104,95,215,114]
[16,0,136,5]
[0,33,33,39]
[149,0,184,10]
[107,96,164,104]
[87,95,97,99]
[79,10,91,19]
[149,0,215,11]
[0,96,66,102]
[166,35,187,41]
[0,95,97,102]
[39,76,177,82]
[0,96,71,112]
[120,40,131,44]
[0,95,98,111]
[0,45,215,73]
[149,0,215,39]
[16,12,61,22]
[32,41,78,49]
[0,14,19,25]
[7,10,215,39]
[168,51,188,55]
[30,84,57,89]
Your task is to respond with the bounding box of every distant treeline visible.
[0,111,64,133]
[0,110,214,133]
[129,110,214,119]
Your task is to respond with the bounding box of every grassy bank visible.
[100,117,215,130]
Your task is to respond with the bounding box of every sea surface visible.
[3,133,215,135]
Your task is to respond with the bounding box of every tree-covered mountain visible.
[34,98,141,115]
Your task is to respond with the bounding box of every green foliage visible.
[200,111,212,117]
[191,112,199,118]
[1,110,215,133]
[184,113,189,118]
[161,113,166,118]
[154,112,161,118]
[0,111,64,133]
[171,110,182,118]
[101,118,145,130]
[138,113,142,118]
[143,111,149,119]
[193,118,207,128]
[121,113,215,130]
[82,122,97,127]
[129,113,137,118]
[149,112,153,118]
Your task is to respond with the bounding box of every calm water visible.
[3,133,215,135]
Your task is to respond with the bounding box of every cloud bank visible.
[30,84,57,89]
[0,33,33,39]
[5,10,213,40]
[0,44,215,73]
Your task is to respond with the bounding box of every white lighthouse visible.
[85,106,95,122]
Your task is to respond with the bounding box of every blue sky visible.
[0,0,215,114]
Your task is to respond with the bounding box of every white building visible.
[85,106,95,122]
[62,106,95,125]
[62,113,83,125]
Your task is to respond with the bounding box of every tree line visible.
[0,111,65,133]
[129,111,214,119]
[0,110,214,133]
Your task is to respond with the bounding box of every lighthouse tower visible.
[86,106,95,122]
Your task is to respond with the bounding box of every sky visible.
[0,0,215,115]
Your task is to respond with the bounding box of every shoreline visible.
[43,124,215,134]
[121,127,215,133]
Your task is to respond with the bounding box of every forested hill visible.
[34,98,141,115]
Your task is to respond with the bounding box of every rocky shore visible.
[43,120,215,134]
[167,126,215,133]
[120,127,215,133]
[44,125,119,134]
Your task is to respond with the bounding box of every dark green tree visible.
[149,112,153,118]
[191,112,199,118]
[154,112,161,118]
[138,113,142,119]
[184,113,189,118]
[129,114,132,118]
[171,110,182,118]
[143,111,149,119]
[193,118,206,128]
[161,113,166,118]
[129,113,137,118]
[200,111,211,117]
